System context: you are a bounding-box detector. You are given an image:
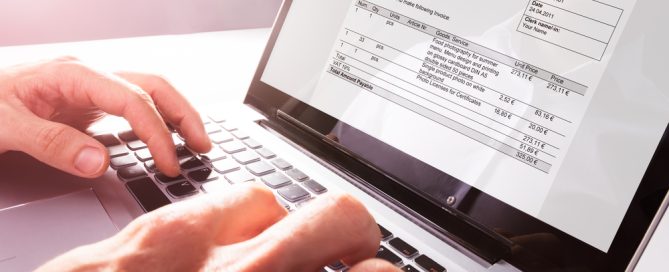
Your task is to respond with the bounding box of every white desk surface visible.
[0,28,270,109]
[0,28,664,271]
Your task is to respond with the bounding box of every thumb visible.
[10,112,109,178]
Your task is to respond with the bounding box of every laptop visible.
[1,0,668,271]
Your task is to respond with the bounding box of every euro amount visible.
[494,108,513,120]
[522,135,547,150]
[511,69,534,81]
[547,83,571,96]
[534,109,556,122]
[528,123,549,135]
[498,94,516,105]
[519,143,540,156]
[516,151,539,165]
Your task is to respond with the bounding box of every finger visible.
[125,184,288,245]
[348,259,401,272]
[115,72,211,154]
[2,107,108,178]
[214,193,380,272]
[95,184,287,272]
[34,60,180,176]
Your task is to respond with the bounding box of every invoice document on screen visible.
[261,0,667,252]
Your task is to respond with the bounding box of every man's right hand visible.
[0,57,211,178]
[36,184,401,272]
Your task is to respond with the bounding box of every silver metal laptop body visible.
[1,0,668,271]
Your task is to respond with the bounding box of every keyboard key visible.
[225,170,256,184]
[415,255,446,272]
[117,165,147,180]
[108,145,129,158]
[246,161,275,176]
[389,238,418,258]
[277,184,310,202]
[212,159,241,174]
[94,134,121,147]
[201,180,229,194]
[261,172,292,189]
[126,177,171,212]
[167,181,197,198]
[378,224,393,240]
[255,147,276,159]
[327,261,345,270]
[126,140,147,151]
[188,168,219,183]
[376,246,402,266]
[271,158,292,170]
[303,180,327,194]
[285,168,308,181]
[231,130,249,140]
[221,122,237,131]
[110,155,137,169]
[201,146,227,162]
[295,198,314,209]
[118,130,139,142]
[134,149,153,162]
[232,150,260,165]
[176,145,193,158]
[204,123,222,134]
[179,157,206,170]
[401,265,419,272]
[144,160,157,173]
[208,113,226,123]
[155,173,186,184]
[220,141,247,154]
[242,138,262,149]
[209,131,234,144]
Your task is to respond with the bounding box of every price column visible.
[328,0,591,173]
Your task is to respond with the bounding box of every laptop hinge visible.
[262,109,513,264]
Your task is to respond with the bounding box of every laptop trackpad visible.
[0,189,119,271]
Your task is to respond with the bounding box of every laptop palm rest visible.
[0,189,118,271]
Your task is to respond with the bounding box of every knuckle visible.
[132,89,155,105]
[241,184,275,202]
[326,193,379,243]
[54,55,80,63]
[53,58,86,72]
[130,211,163,231]
[363,259,400,272]
[0,105,17,149]
[124,212,171,244]
[149,74,172,87]
[329,193,368,217]
[35,125,69,155]
[46,60,91,89]
[129,205,190,236]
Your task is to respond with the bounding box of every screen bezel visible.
[243,0,669,270]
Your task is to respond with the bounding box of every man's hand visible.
[0,57,211,177]
[36,185,400,272]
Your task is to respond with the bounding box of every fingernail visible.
[75,147,105,175]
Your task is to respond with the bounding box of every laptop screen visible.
[247,0,669,270]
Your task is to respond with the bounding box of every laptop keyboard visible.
[94,114,447,272]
